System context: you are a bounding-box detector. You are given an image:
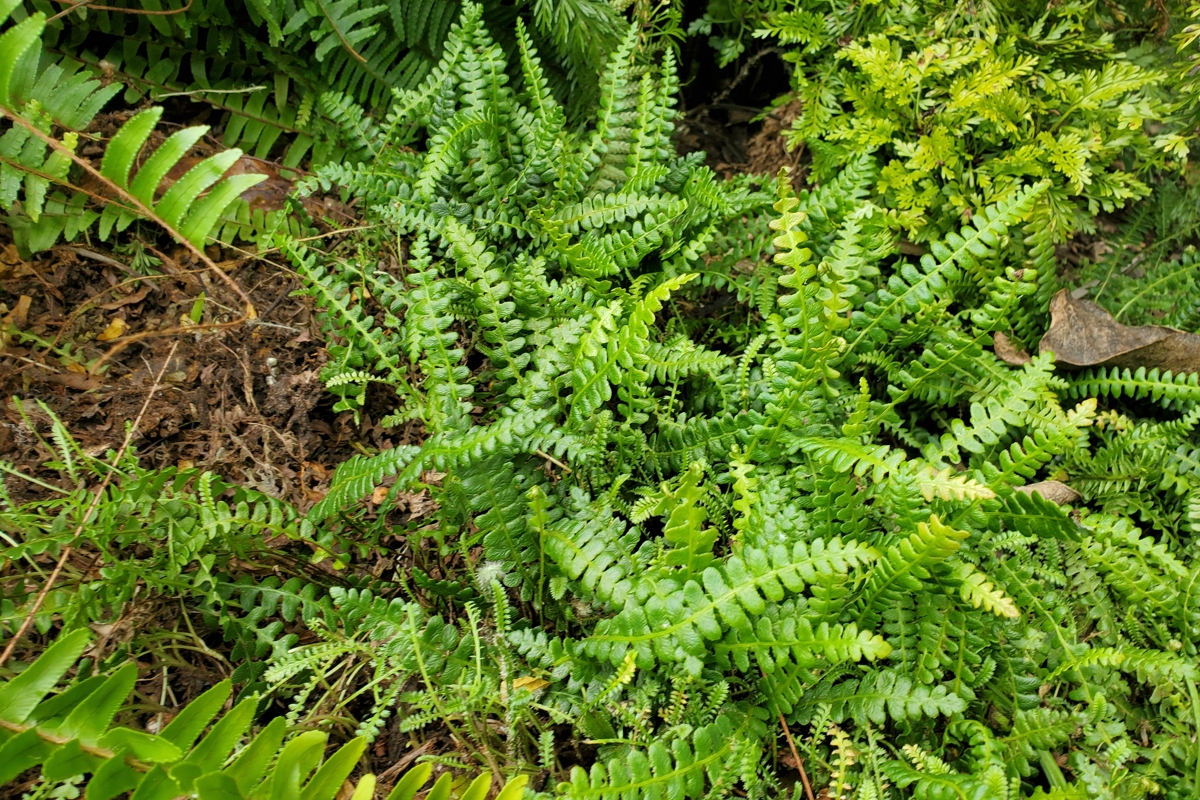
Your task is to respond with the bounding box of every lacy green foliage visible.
[0,1,266,256]
[0,629,530,800]
[0,400,346,694]
[7,3,1200,798]
[724,0,1195,242]
[262,5,1200,798]
[19,0,626,171]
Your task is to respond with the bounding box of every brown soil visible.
[0,238,388,511]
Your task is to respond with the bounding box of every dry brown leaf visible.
[371,485,390,505]
[97,285,152,310]
[1016,480,1082,506]
[334,779,358,800]
[1038,289,1200,371]
[1,295,32,331]
[0,245,34,280]
[993,331,1031,366]
[405,490,439,520]
[96,317,128,341]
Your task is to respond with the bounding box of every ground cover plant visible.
[702,0,1196,242]
[3,1,1200,799]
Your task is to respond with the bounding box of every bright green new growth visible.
[754,0,1192,242]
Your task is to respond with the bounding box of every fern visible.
[0,629,533,799]
[558,715,746,800]
[9,2,1200,797]
[757,1,1189,241]
[0,630,370,798]
[0,4,267,255]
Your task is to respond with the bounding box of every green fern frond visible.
[559,716,745,800]
[849,182,1047,354]
[1066,366,1200,410]
[0,630,371,799]
[856,516,970,630]
[585,537,877,675]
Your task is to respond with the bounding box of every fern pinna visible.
[18,0,626,171]
[0,1,267,256]
[268,4,1200,797]
[0,629,530,800]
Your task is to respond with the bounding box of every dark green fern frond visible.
[1066,366,1200,411]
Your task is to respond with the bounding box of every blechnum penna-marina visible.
[282,4,1200,796]
[4,1,1200,798]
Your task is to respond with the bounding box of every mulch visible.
[0,238,378,510]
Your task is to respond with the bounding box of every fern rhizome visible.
[4,2,1200,799]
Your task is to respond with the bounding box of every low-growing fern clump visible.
[710,0,1199,243]
[4,2,1200,799]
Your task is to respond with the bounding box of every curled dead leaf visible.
[0,296,32,340]
[0,244,34,279]
[993,331,1031,366]
[1016,480,1082,506]
[1039,290,1200,372]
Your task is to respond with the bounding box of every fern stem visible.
[0,718,152,771]
[0,108,258,319]
[46,0,196,24]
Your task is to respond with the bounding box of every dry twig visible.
[0,342,180,668]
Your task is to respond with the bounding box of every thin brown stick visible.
[763,663,815,800]
[779,711,816,800]
[312,0,368,63]
[0,342,180,668]
[47,0,193,23]
[0,153,144,217]
[0,718,153,772]
[0,107,257,319]
[535,449,572,474]
[88,316,255,372]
